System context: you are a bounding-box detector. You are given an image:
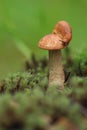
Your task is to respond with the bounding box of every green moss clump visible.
[0,88,83,130]
[0,70,48,94]
[0,53,87,130]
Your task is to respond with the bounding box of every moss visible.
[0,89,83,130]
[0,53,87,130]
[0,70,48,94]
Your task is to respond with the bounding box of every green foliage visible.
[0,88,83,130]
[0,74,86,129]
[0,70,48,94]
[0,51,87,130]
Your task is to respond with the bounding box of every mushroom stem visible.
[49,50,65,89]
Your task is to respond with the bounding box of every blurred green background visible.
[0,0,87,78]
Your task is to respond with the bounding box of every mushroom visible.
[53,21,72,45]
[38,21,72,90]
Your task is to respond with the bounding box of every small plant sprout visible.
[38,20,72,90]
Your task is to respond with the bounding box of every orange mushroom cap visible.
[38,34,66,50]
[38,20,72,50]
[53,20,72,44]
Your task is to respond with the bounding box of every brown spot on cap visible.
[38,34,67,50]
